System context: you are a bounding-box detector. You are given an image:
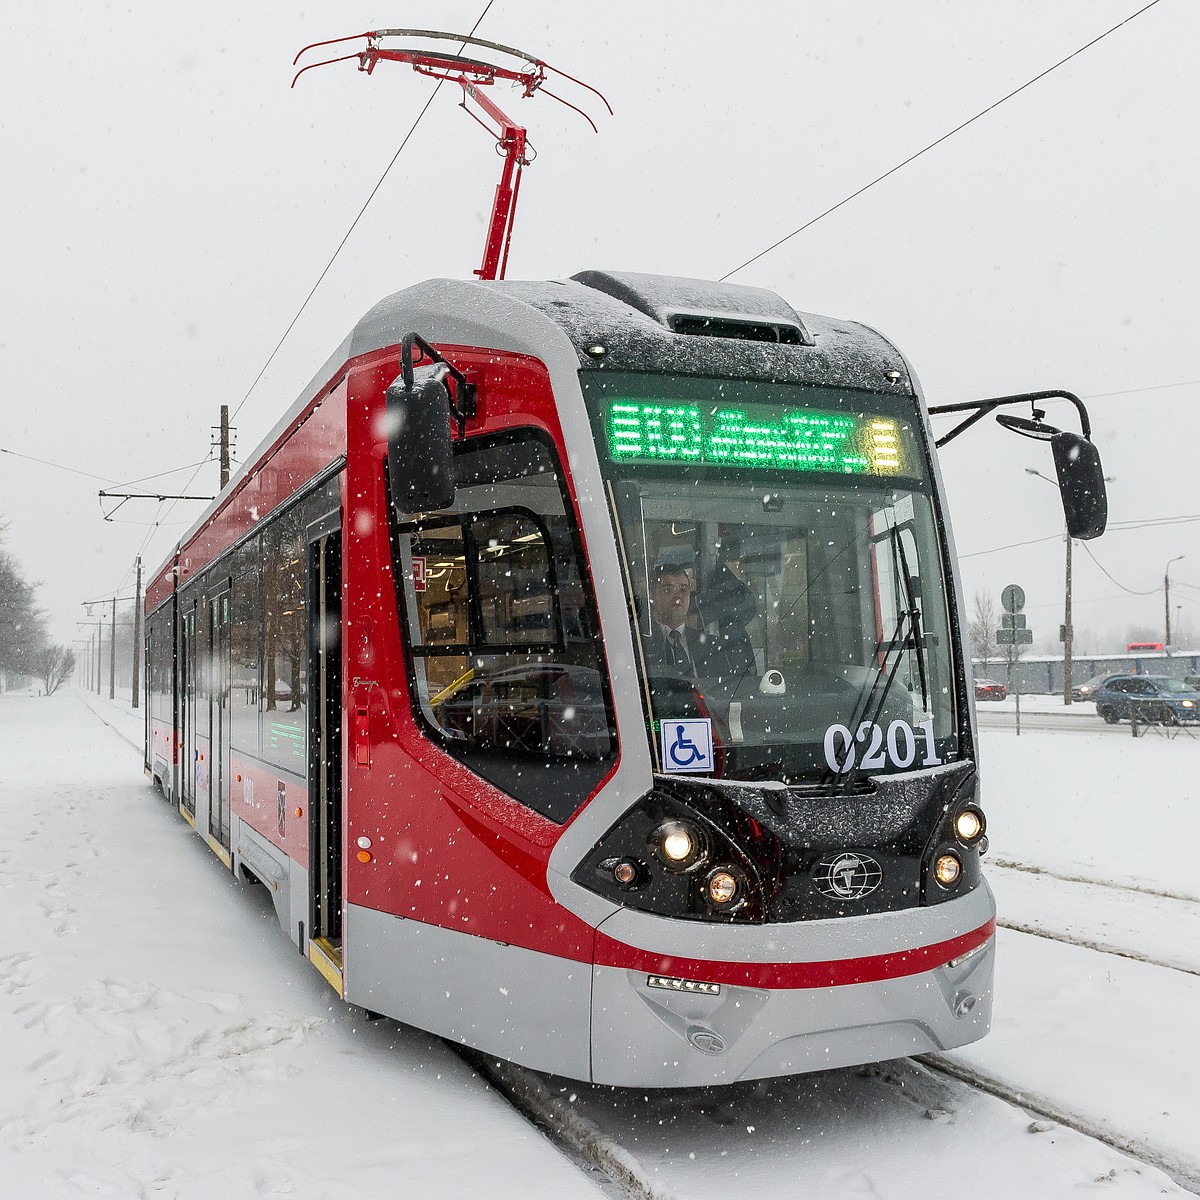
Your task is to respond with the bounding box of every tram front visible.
[551,298,994,1085]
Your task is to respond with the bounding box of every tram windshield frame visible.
[579,370,964,785]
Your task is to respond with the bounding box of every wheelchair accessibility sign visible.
[661,718,714,773]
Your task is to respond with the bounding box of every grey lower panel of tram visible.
[589,937,994,1087]
[344,902,595,1081]
[343,901,994,1087]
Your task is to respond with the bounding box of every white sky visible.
[3,1,1198,649]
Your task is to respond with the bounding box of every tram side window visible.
[392,432,617,824]
[263,507,307,774]
[230,535,262,757]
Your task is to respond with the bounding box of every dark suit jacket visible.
[643,624,720,680]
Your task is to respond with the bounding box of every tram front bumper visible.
[589,931,994,1087]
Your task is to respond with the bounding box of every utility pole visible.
[1062,533,1073,705]
[220,404,231,489]
[109,596,117,700]
[1165,555,1185,653]
[131,556,143,709]
[82,594,135,703]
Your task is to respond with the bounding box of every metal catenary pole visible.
[131,556,143,709]
[109,596,117,700]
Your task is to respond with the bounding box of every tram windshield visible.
[581,372,961,784]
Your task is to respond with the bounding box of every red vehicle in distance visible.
[973,679,1008,702]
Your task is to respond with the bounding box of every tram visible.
[143,33,1109,1088]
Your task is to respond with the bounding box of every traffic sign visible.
[1000,612,1027,630]
[997,628,1033,645]
[1001,584,1026,614]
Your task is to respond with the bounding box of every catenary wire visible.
[227,1,495,426]
[720,0,1163,281]
[1,445,115,484]
[1076,540,1161,596]
[146,5,496,587]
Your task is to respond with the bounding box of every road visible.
[973,700,1200,739]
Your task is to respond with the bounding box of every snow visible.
[0,690,604,1199]
[2,689,1197,1197]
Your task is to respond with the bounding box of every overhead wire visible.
[144,3,496,589]
[720,0,1164,281]
[228,0,495,425]
[1,445,115,484]
[1076,540,1161,596]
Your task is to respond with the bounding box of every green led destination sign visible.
[606,400,911,476]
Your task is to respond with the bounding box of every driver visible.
[644,564,717,680]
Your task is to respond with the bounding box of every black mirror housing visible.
[386,364,456,513]
[1052,431,1107,540]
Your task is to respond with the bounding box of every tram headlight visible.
[934,853,963,887]
[612,858,642,887]
[706,866,746,910]
[652,820,707,872]
[953,807,986,844]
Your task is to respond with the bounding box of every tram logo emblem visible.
[813,852,883,900]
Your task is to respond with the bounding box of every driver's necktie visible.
[668,629,693,676]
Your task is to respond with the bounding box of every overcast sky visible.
[2,1,1197,654]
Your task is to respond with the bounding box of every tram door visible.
[181,605,197,821]
[208,590,232,851]
[307,523,342,962]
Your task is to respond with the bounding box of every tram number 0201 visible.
[823,719,943,774]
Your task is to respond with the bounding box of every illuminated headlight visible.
[664,830,694,861]
[934,853,962,887]
[954,808,986,843]
[706,867,742,907]
[1182,700,1195,708]
[652,821,706,871]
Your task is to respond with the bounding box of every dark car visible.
[1094,674,1200,725]
[974,678,1007,702]
[1072,672,1122,702]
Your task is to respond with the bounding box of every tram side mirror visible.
[385,364,455,513]
[1052,431,1108,540]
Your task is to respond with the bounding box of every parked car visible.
[1093,674,1200,725]
[1072,672,1122,702]
[974,678,1007,701]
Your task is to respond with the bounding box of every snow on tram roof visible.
[152,271,916,585]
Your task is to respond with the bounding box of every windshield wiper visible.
[827,517,929,795]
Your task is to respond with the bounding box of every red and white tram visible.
[144,266,1108,1085]
[144,32,1109,1088]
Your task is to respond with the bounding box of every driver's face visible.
[652,572,691,625]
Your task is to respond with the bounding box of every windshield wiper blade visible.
[892,521,930,711]
[830,623,910,795]
[826,516,926,795]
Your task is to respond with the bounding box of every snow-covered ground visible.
[0,690,605,1199]
[2,688,1197,1197]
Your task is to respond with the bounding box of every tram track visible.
[456,1047,661,1200]
[991,856,1200,906]
[917,1054,1200,1195]
[995,917,1200,978]
[464,1041,1200,1200]
[987,857,1200,976]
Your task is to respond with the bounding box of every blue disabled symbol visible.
[662,718,713,773]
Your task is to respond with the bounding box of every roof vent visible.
[668,313,809,344]
[570,270,815,345]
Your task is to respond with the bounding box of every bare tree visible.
[0,524,49,682]
[37,645,76,696]
[968,590,998,676]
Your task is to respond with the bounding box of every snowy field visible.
[1,688,1197,1198]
